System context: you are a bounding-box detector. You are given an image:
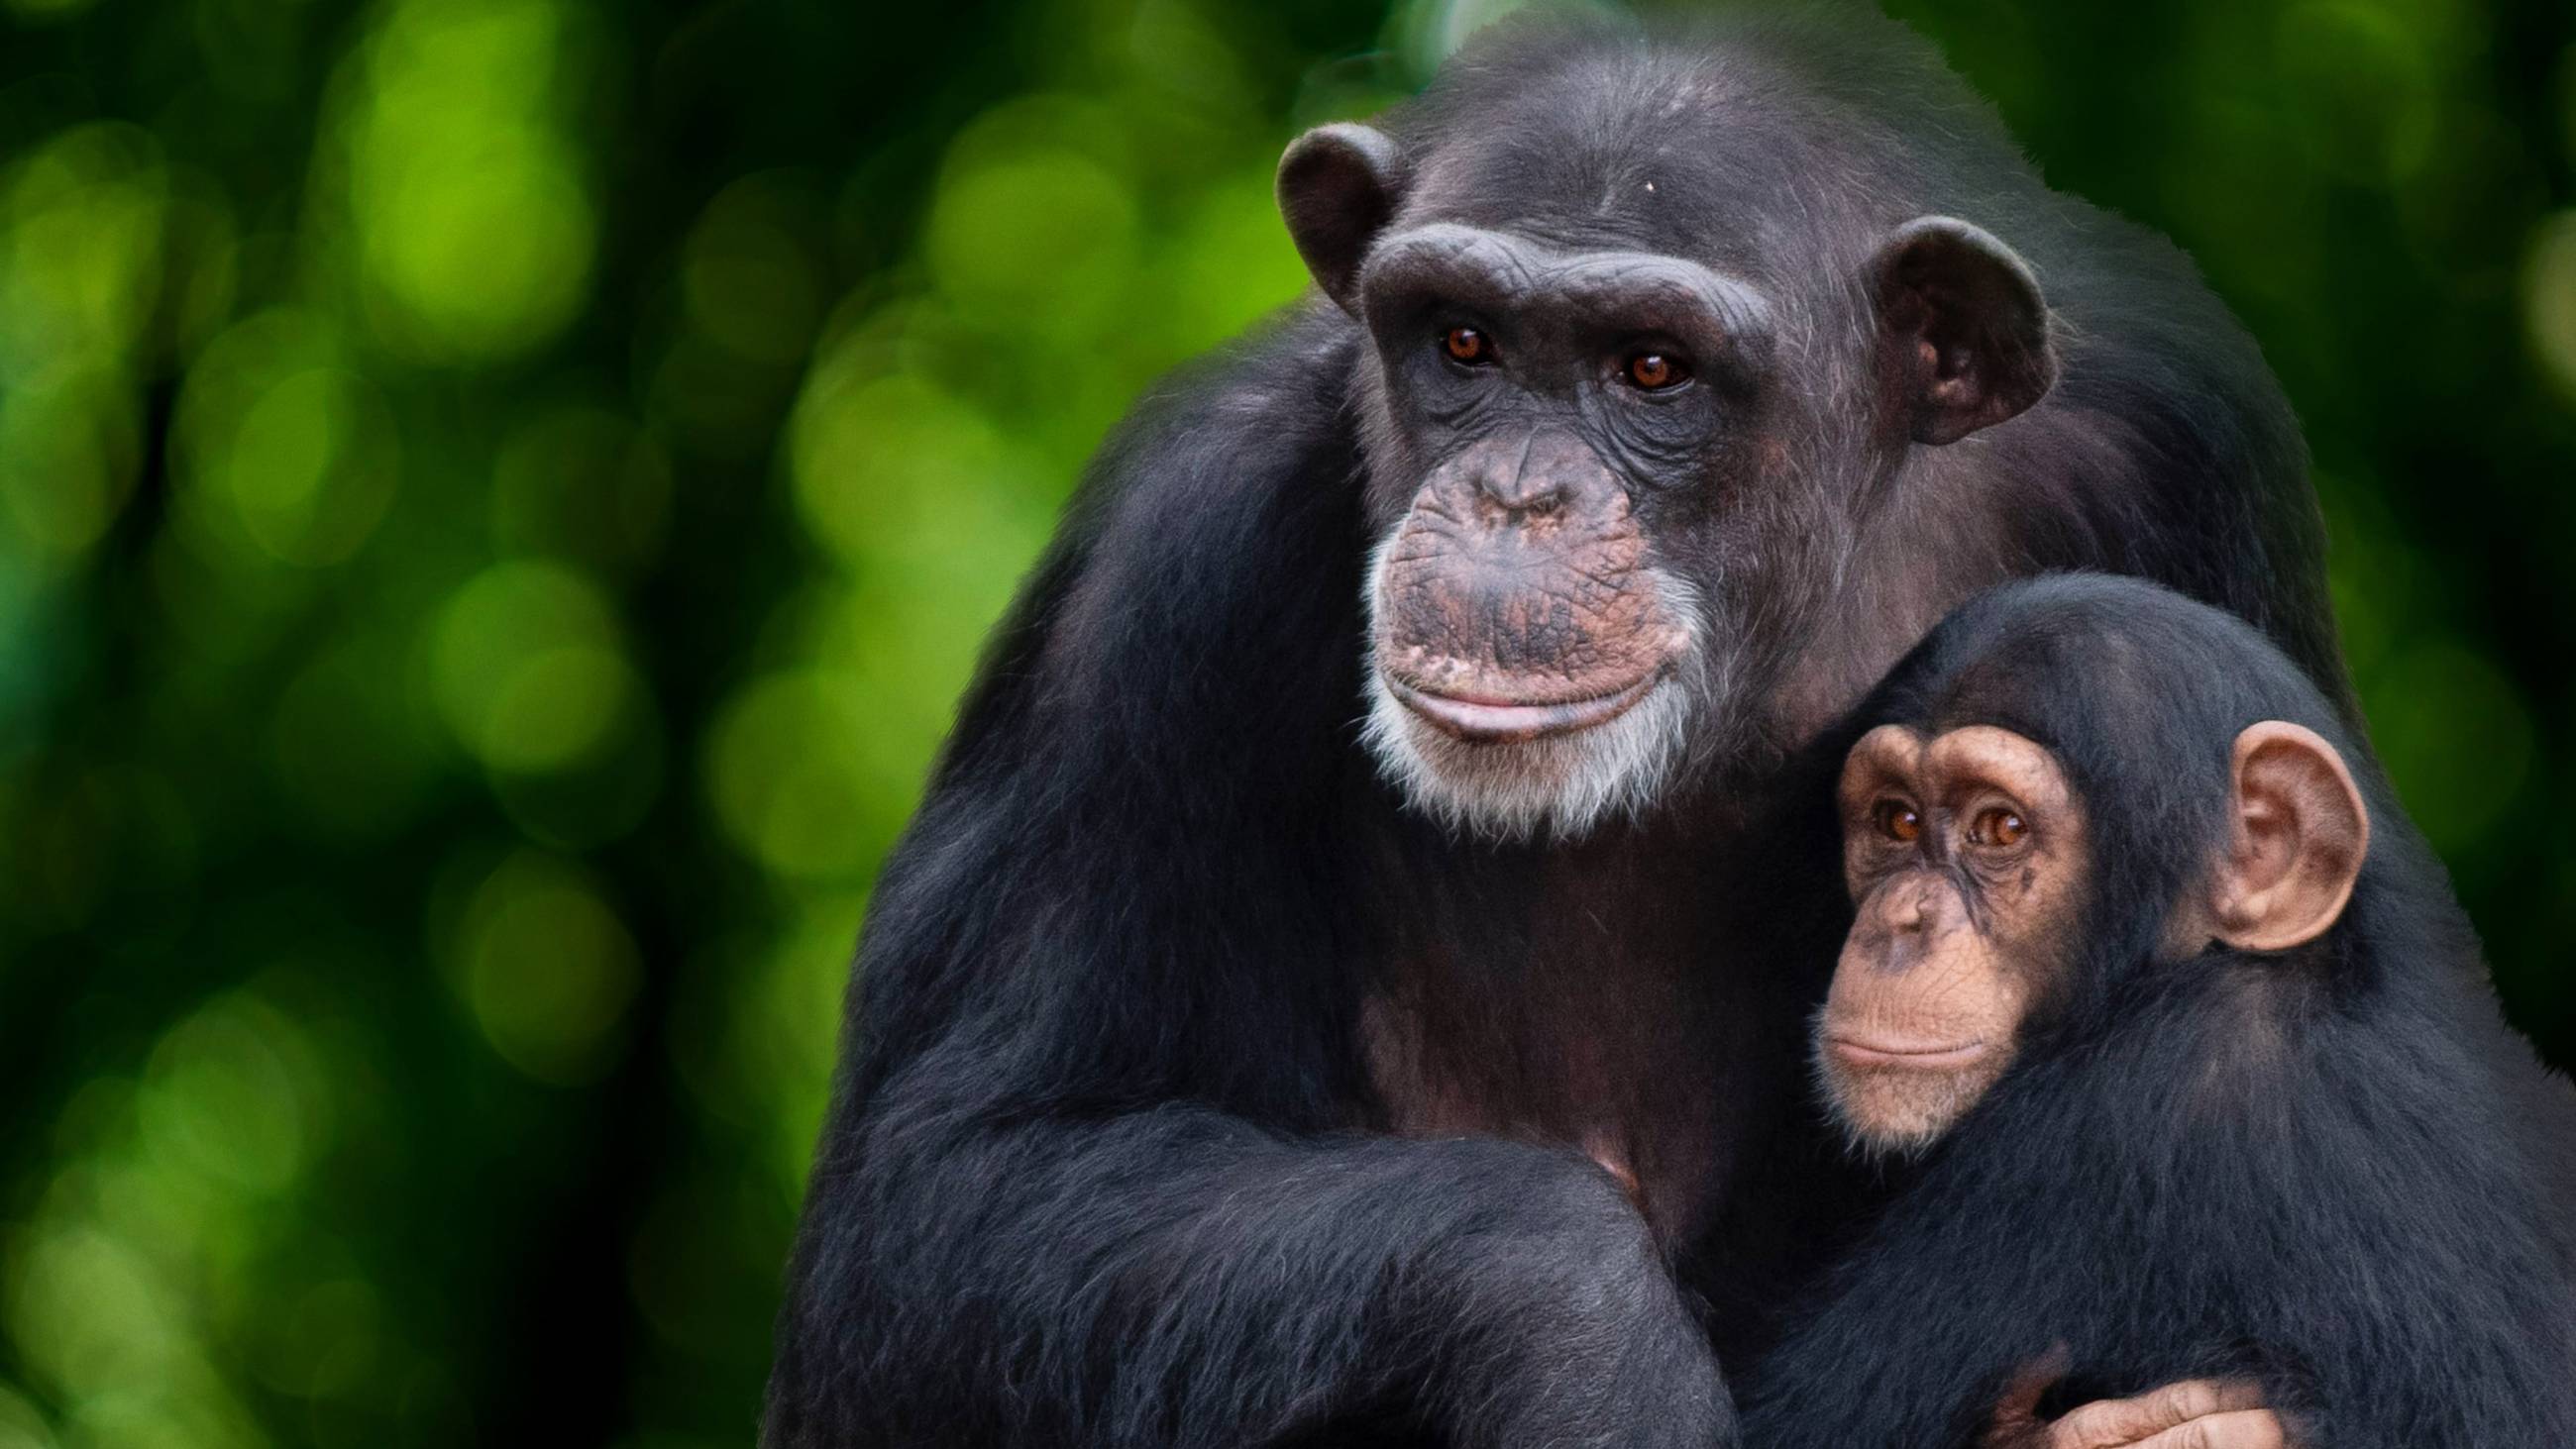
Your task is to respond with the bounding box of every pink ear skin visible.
[2207,721,2370,954]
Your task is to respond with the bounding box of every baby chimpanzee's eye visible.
[1442,327,1495,364]
[1874,799,1922,843]
[1621,352,1690,389]
[1968,807,2028,849]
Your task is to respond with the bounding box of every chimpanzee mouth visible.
[1383,668,1667,744]
[1358,662,1696,840]
[1824,1035,1991,1071]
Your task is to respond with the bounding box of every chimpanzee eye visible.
[1441,326,1495,365]
[1872,798,1922,844]
[1621,352,1689,390]
[1968,807,2029,849]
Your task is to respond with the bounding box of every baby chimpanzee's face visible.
[1817,724,2091,1155]
[1816,714,2372,1157]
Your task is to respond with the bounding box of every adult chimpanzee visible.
[1745,573,2576,1449]
[765,9,2348,1447]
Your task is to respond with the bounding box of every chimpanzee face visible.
[1276,118,2059,840]
[1349,223,1764,838]
[1821,724,2090,1155]
[1818,717,2372,1157]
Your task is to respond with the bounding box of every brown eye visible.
[1969,807,2029,850]
[1622,352,1688,389]
[1442,326,1493,365]
[1872,799,1922,844]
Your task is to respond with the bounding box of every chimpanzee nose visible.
[1471,433,1568,516]
[1881,879,1942,936]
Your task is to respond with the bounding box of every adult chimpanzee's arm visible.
[761,310,1732,1448]
[772,1067,1727,1446]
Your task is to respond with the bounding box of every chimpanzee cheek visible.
[1992,836,2080,937]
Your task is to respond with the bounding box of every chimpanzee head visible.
[1813,575,2375,1157]
[1277,25,2058,838]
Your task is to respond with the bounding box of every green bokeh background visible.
[1,0,2571,1443]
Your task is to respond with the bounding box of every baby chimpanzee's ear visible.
[2210,721,2370,953]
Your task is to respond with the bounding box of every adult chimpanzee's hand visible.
[1383,1151,1736,1449]
[1985,1351,2289,1449]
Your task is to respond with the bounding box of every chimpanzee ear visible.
[1871,217,2059,445]
[1277,123,1405,317]
[2209,721,2370,953]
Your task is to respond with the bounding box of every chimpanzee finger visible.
[2114,1408,2288,1449]
[2048,1379,2269,1447]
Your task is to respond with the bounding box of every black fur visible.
[765,8,2351,1445]
[1745,574,2576,1449]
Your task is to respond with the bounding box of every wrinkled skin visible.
[1375,431,1688,733]
[1820,724,2088,1156]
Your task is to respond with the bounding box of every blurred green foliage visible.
[0,0,2570,1443]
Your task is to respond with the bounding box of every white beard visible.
[1356,536,1710,842]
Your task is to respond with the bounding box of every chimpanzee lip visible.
[1825,1035,1990,1070]
[1386,668,1664,744]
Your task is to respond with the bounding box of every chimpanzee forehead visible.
[1922,727,2074,809]
[1401,133,1782,267]
[1396,50,1836,269]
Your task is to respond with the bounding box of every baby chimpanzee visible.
[1744,574,2576,1449]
